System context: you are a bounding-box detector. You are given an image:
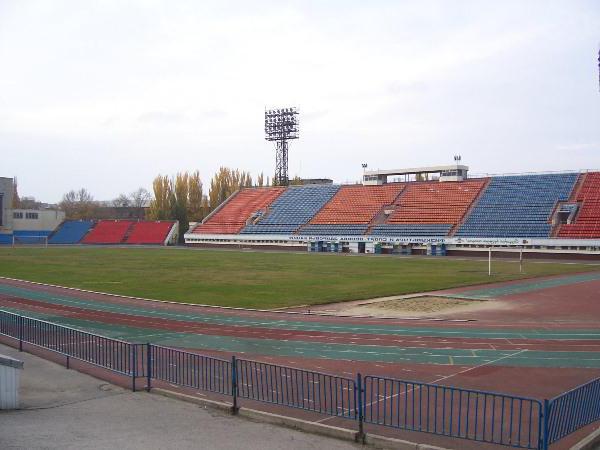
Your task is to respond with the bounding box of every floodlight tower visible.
[265,107,299,186]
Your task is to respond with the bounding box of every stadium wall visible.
[184,232,600,258]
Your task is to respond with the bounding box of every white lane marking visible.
[314,348,528,424]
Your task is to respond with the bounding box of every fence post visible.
[541,399,550,450]
[231,355,239,415]
[356,373,365,444]
[146,343,152,392]
[131,344,138,392]
[18,315,23,352]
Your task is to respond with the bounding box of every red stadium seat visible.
[125,221,176,244]
[310,184,405,224]
[386,179,486,226]
[558,173,600,238]
[81,220,135,244]
[193,187,285,234]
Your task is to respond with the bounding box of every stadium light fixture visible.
[265,107,299,186]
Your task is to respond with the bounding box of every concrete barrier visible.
[0,353,24,409]
[151,387,453,450]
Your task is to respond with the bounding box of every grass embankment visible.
[0,247,596,309]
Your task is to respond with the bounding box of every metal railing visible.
[363,376,542,449]
[1,308,599,449]
[150,344,231,395]
[0,310,141,378]
[236,358,357,419]
[544,377,600,447]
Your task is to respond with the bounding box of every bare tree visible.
[112,194,131,208]
[129,188,151,208]
[60,188,98,219]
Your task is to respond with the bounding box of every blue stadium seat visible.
[12,230,52,244]
[241,185,340,234]
[456,174,578,238]
[49,220,94,244]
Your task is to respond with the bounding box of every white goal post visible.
[12,235,49,247]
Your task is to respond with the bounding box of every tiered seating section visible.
[125,221,176,244]
[167,173,600,240]
[310,184,405,224]
[456,174,577,238]
[193,187,284,235]
[241,185,340,234]
[295,184,404,236]
[372,179,486,236]
[55,220,176,245]
[81,220,135,244]
[558,173,600,238]
[388,179,486,224]
[49,220,94,244]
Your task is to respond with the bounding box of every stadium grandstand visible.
[0,176,178,246]
[57,219,178,245]
[185,163,600,258]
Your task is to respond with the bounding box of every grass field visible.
[0,247,598,309]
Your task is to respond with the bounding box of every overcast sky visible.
[1,0,599,203]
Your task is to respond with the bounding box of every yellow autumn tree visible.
[208,167,253,209]
[147,175,174,220]
[187,170,204,221]
[173,173,190,240]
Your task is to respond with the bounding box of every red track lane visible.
[3,295,600,353]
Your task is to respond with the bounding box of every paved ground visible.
[0,343,359,450]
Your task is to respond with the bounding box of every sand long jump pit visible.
[330,294,507,318]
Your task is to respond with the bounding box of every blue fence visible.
[150,345,231,395]
[0,308,598,449]
[0,309,142,378]
[545,377,600,447]
[363,376,542,449]
[236,358,357,419]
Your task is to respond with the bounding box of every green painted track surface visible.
[1,283,600,340]
[2,306,600,368]
[2,279,600,368]
[445,272,600,300]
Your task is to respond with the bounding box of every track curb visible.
[151,388,454,450]
[571,425,600,450]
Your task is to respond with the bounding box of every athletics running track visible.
[1,272,599,449]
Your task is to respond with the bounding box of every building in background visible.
[0,177,15,242]
[0,176,65,244]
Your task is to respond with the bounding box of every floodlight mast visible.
[265,107,299,186]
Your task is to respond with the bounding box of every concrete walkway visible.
[0,344,359,450]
